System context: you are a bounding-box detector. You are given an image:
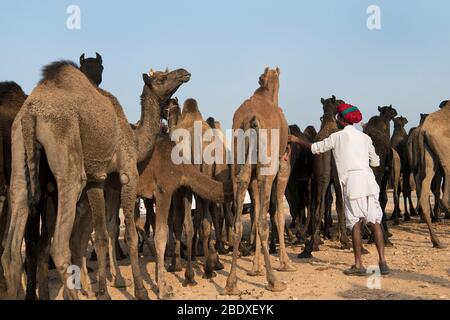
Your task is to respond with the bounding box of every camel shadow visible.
[390,270,450,289]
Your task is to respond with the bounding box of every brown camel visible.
[390,116,415,223]
[363,105,398,245]
[1,61,191,300]
[224,67,295,296]
[299,96,351,258]
[137,132,232,299]
[416,100,450,248]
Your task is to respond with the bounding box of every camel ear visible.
[143,73,152,85]
[96,52,103,64]
[165,67,169,73]
[79,53,85,65]
[321,98,325,104]
[332,95,336,102]
[320,116,324,122]
[389,104,392,108]
[174,96,178,103]
[378,106,382,112]
[276,67,280,75]
[264,67,269,74]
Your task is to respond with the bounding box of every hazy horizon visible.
[1,0,449,131]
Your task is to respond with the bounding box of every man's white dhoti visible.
[344,195,383,229]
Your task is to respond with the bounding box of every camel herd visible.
[0,53,448,300]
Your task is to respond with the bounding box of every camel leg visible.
[200,198,221,278]
[121,175,148,300]
[168,191,183,273]
[257,175,286,292]
[212,204,227,254]
[182,189,197,286]
[275,157,296,272]
[24,210,40,300]
[431,171,442,222]
[224,164,251,295]
[37,193,56,300]
[248,180,263,276]
[334,180,351,249]
[85,182,111,300]
[104,188,129,288]
[154,191,173,299]
[419,145,444,248]
[223,202,234,246]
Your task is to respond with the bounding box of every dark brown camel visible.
[298,96,351,259]
[390,116,415,223]
[363,105,398,246]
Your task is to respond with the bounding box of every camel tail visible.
[180,164,232,203]
[21,111,40,207]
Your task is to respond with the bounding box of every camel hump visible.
[0,81,26,104]
[39,60,78,83]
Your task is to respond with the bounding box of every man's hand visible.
[288,134,312,151]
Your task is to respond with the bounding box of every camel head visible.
[142,68,191,109]
[206,117,216,129]
[377,104,398,120]
[320,95,341,116]
[79,52,103,86]
[393,116,408,128]
[303,125,317,141]
[258,67,280,104]
[419,113,429,125]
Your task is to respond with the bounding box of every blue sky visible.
[1,0,449,130]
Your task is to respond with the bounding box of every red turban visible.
[337,103,362,124]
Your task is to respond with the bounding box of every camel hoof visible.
[393,220,400,226]
[340,242,352,250]
[96,290,111,300]
[158,285,174,300]
[239,244,252,257]
[183,278,197,287]
[167,264,183,273]
[404,215,411,222]
[111,276,132,288]
[387,232,393,238]
[433,243,447,249]
[203,271,217,279]
[384,240,394,247]
[222,284,239,296]
[297,250,313,259]
[135,288,150,300]
[266,280,287,292]
[277,263,296,272]
[247,269,264,277]
[215,261,224,271]
[361,247,370,255]
[215,243,229,255]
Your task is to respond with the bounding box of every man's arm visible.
[288,134,336,155]
[368,137,380,167]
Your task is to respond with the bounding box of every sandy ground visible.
[45,192,450,300]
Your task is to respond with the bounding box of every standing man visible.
[289,103,389,275]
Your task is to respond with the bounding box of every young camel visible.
[224,67,295,296]
[416,100,450,248]
[390,116,415,223]
[299,96,351,259]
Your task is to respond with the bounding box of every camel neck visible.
[134,86,161,163]
[255,87,278,106]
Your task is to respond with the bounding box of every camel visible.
[363,105,398,245]
[169,99,224,279]
[0,81,27,295]
[298,96,351,258]
[284,124,314,242]
[416,100,450,248]
[390,116,415,223]
[1,61,191,300]
[224,67,295,296]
